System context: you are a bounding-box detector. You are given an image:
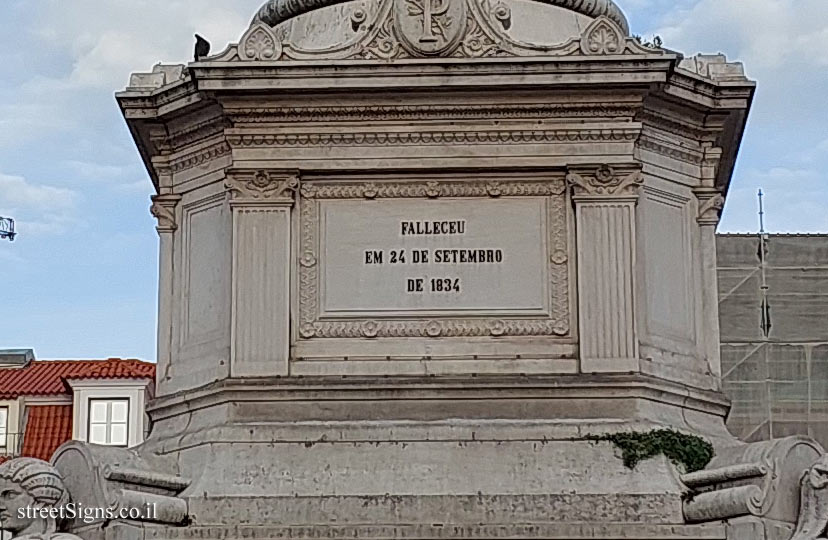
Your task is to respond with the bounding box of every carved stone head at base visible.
[0,458,81,540]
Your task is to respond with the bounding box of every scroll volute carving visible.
[225,170,300,202]
[566,164,643,198]
[150,194,182,233]
[792,455,828,540]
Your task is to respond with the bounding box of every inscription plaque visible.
[320,198,549,318]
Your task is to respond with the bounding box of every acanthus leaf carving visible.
[578,16,660,56]
[150,194,182,233]
[226,169,299,201]
[566,165,643,197]
[239,23,283,61]
[581,17,623,55]
[362,8,403,60]
[234,0,655,62]
[695,188,725,226]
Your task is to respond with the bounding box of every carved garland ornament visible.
[298,178,570,340]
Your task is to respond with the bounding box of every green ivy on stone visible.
[586,429,714,473]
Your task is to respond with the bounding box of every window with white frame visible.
[88,399,129,446]
[0,407,7,449]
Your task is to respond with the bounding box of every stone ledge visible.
[140,522,726,540]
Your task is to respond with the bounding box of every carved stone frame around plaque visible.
[297,174,571,341]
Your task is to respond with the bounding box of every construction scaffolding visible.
[718,234,828,448]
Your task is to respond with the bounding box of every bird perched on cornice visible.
[194,34,211,61]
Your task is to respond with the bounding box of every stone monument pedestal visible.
[28,1,827,540]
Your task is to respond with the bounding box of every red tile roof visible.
[20,405,73,461]
[0,359,155,399]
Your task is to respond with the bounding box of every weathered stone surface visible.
[47,1,779,539]
[254,0,630,36]
[0,458,82,539]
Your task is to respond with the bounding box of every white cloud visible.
[637,0,828,233]
[0,1,264,149]
[63,160,130,182]
[0,173,80,236]
[653,0,828,73]
[34,0,264,91]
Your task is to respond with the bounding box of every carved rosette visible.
[150,194,182,233]
[298,178,571,340]
[566,165,643,198]
[225,169,299,203]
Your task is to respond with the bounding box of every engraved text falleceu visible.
[298,179,571,340]
[395,0,466,56]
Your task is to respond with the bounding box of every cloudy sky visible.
[1,0,826,361]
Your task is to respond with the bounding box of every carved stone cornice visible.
[150,156,174,190]
[225,169,299,205]
[167,116,231,151]
[566,165,643,199]
[701,146,724,185]
[227,103,640,124]
[170,141,232,173]
[300,178,566,200]
[694,187,725,227]
[148,126,172,156]
[226,127,639,149]
[638,111,713,143]
[150,194,182,233]
[638,136,704,165]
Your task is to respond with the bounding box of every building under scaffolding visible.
[718,233,828,447]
